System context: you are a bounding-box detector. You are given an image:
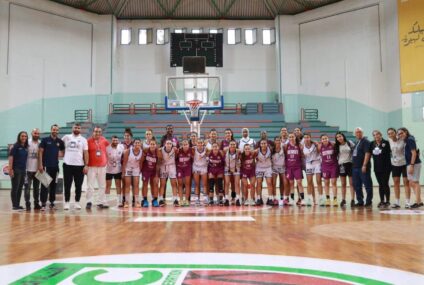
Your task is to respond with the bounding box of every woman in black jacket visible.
[370,130,392,208]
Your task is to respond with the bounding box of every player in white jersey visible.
[143,129,153,149]
[158,140,178,206]
[192,138,210,205]
[280,127,289,145]
[206,128,220,150]
[302,133,322,206]
[238,128,256,151]
[255,139,274,206]
[106,136,125,207]
[224,140,241,206]
[272,136,287,206]
[121,139,142,208]
[387,128,410,208]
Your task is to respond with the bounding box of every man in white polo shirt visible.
[62,123,88,210]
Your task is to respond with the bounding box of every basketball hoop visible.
[186,99,202,121]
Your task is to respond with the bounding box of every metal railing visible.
[74,109,92,122]
[301,108,319,121]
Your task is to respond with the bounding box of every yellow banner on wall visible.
[398,0,424,93]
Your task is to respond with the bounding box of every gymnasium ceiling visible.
[49,0,342,20]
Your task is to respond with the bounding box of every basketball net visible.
[185,99,203,136]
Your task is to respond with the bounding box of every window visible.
[227,28,241,45]
[120,28,131,45]
[244,29,257,45]
[209,28,223,34]
[174,28,186,34]
[138,28,153,45]
[191,28,203,34]
[156,28,169,45]
[262,28,276,45]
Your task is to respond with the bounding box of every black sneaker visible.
[49,203,56,210]
[418,202,424,208]
[26,203,31,211]
[391,203,401,209]
[102,204,109,209]
[173,199,179,207]
[86,202,92,210]
[377,202,384,208]
[224,199,230,206]
[266,198,273,206]
[34,204,42,210]
[97,204,104,209]
[12,207,22,211]
[350,200,355,207]
[364,202,373,208]
[259,198,264,205]
[411,203,420,209]
[236,199,241,206]
[231,191,236,199]
[354,202,364,207]
[208,199,214,206]
[218,199,224,206]
[340,200,346,207]
[159,200,165,207]
[18,206,24,210]
[255,199,262,206]
[384,202,390,208]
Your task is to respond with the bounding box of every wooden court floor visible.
[0,189,423,282]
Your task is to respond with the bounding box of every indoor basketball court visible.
[0,0,423,284]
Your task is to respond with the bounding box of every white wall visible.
[0,0,112,142]
[114,20,277,103]
[277,0,401,117]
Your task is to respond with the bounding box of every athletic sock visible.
[143,196,147,201]
[395,199,400,205]
[326,195,330,199]
[290,193,294,200]
[300,193,305,200]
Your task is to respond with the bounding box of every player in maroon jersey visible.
[240,144,257,206]
[140,138,161,207]
[318,134,339,207]
[176,140,193,206]
[284,133,306,206]
[208,142,226,205]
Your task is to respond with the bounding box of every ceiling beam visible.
[169,0,183,16]
[264,0,277,18]
[209,0,222,17]
[116,0,130,17]
[82,0,101,9]
[155,0,169,16]
[222,0,237,16]
[105,0,115,14]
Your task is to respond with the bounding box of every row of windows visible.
[120,28,276,46]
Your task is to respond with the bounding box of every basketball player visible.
[284,133,305,206]
[280,127,289,145]
[208,142,226,205]
[121,138,142,208]
[192,138,209,206]
[255,139,274,206]
[105,136,124,207]
[159,140,178,206]
[143,129,154,149]
[121,128,134,205]
[302,133,321,206]
[240,144,257,206]
[176,140,193,206]
[206,128,220,150]
[387,128,410,209]
[335,132,356,207]
[272,136,286,206]
[318,134,339,207]
[224,140,241,206]
[140,138,161,207]
[238,128,256,151]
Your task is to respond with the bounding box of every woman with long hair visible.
[334,132,355,207]
[284,133,305,206]
[387,127,410,208]
[302,133,322,206]
[9,131,29,211]
[397,128,422,208]
[318,134,339,207]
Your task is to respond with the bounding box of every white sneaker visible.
[405,203,411,209]
[244,199,250,206]
[319,196,326,207]
[278,199,284,207]
[74,203,82,210]
[306,197,313,206]
[300,199,306,206]
[64,202,70,210]
[288,197,295,206]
